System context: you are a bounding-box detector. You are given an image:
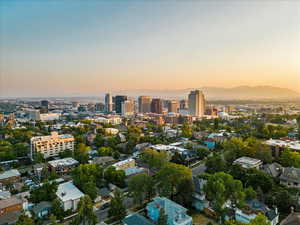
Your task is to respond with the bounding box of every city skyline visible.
[0,0,300,97]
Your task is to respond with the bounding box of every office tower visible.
[27,109,41,121]
[115,95,127,114]
[121,99,135,116]
[138,96,151,113]
[105,93,113,112]
[40,100,49,113]
[188,90,205,117]
[168,100,179,113]
[95,103,105,112]
[180,99,188,110]
[151,98,163,114]
[30,132,74,160]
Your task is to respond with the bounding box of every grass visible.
[190,210,219,225]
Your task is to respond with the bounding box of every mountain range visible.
[115,86,300,100]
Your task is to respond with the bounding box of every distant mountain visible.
[115,86,300,100]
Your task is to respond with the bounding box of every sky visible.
[0,0,299,97]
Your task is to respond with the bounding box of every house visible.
[235,200,279,225]
[122,213,155,225]
[233,157,262,169]
[0,169,21,184]
[56,181,84,211]
[280,167,300,188]
[146,197,193,225]
[192,177,209,211]
[280,209,300,225]
[93,156,116,167]
[262,163,283,178]
[112,158,135,170]
[0,190,11,200]
[105,128,119,135]
[0,197,23,224]
[33,163,46,180]
[32,201,52,218]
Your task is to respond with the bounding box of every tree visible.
[244,187,257,201]
[156,163,192,200]
[30,181,58,203]
[250,213,270,225]
[76,195,98,225]
[15,213,35,225]
[128,173,153,205]
[104,166,126,188]
[97,146,113,156]
[74,143,90,164]
[157,208,168,225]
[181,122,192,138]
[279,147,300,168]
[206,153,227,173]
[141,149,169,169]
[51,199,64,220]
[108,189,127,221]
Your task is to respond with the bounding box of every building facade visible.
[115,95,128,114]
[105,93,113,112]
[138,96,151,113]
[168,100,179,113]
[122,99,135,116]
[188,90,205,117]
[30,132,74,160]
[151,98,163,114]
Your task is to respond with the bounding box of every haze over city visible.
[1,0,300,98]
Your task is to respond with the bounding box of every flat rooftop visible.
[265,139,300,151]
[48,157,78,168]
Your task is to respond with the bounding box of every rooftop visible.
[0,197,22,210]
[56,181,84,202]
[48,157,79,168]
[0,169,20,180]
[265,139,300,151]
[233,157,262,168]
[122,213,155,225]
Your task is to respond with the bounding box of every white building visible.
[188,90,205,117]
[104,128,119,135]
[30,132,74,160]
[40,113,60,121]
[27,109,40,121]
[56,181,84,211]
[233,157,263,169]
[265,139,300,152]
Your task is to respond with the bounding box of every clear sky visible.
[0,0,299,97]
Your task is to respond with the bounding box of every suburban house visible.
[262,162,283,178]
[32,201,52,218]
[122,213,155,225]
[48,157,79,174]
[0,169,21,184]
[279,167,300,188]
[233,157,263,169]
[192,177,209,212]
[146,197,193,225]
[92,156,116,167]
[235,200,279,225]
[56,181,84,211]
[0,197,23,225]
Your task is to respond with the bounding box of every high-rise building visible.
[188,90,205,117]
[95,103,105,112]
[115,95,127,114]
[151,98,163,114]
[138,96,151,113]
[40,100,49,113]
[121,99,135,116]
[180,99,188,110]
[27,109,41,121]
[30,132,74,160]
[105,93,113,112]
[168,100,179,113]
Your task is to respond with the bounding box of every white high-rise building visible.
[188,90,205,117]
[105,93,113,112]
[30,132,74,160]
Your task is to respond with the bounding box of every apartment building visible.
[30,132,74,160]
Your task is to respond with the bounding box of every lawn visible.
[190,211,219,225]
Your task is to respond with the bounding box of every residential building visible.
[30,132,75,160]
[280,167,300,188]
[115,95,128,114]
[262,163,283,178]
[122,99,135,116]
[123,213,155,225]
[40,113,60,121]
[235,200,279,225]
[0,169,20,184]
[48,157,79,174]
[265,139,300,157]
[92,156,116,167]
[112,158,135,170]
[179,100,188,110]
[32,201,52,218]
[233,157,263,169]
[192,177,209,211]
[56,181,84,211]
[0,197,23,216]
[105,128,119,135]
[95,103,105,112]
[188,90,205,117]
[138,96,152,113]
[168,100,179,113]
[151,98,163,114]
[147,197,193,225]
[105,93,113,112]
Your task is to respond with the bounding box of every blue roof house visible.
[146,197,193,225]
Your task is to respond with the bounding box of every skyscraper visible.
[151,98,163,114]
[115,95,127,114]
[121,99,135,116]
[105,93,113,112]
[40,100,49,113]
[168,100,179,113]
[180,99,188,110]
[188,90,205,117]
[138,96,151,113]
